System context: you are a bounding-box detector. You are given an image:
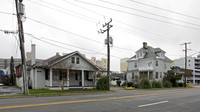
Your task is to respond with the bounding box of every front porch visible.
[45,69,97,90]
[139,71,154,80]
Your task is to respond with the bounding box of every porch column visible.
[34,69,37,89]
[50,68,52,87]
[82,70,84,87]
[67,69,69,87]
[147,71,149,80]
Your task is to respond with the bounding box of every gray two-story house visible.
[127,42,172,83]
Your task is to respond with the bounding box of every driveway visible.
[0,86,22,95]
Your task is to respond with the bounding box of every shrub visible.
[163,81,172,88]
[152,80,162,88]
[127,82,134,87]
[155,81,162,88]
[97,76,109,90]
[139,78,151,89]
[174,82,179,87]
[178,82,184,87]
[152,80,157,88]
[116,80,121,87]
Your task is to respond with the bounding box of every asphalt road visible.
[0,88,200,112]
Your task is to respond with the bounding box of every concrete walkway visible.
[0,86,22,96]
[110,87,125,91]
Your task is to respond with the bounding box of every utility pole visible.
[10,56,15,85]
[98,19,113,90]
[181,42,191,88]
[15,0,29,94]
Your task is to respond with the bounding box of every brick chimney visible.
[143,42,147,48]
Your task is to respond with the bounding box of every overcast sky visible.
[0,0,200,71]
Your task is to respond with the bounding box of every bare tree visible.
[134,75,140,84]
[52,60,75,90]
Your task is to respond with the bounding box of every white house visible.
[16,44,100,90]
[127,42,172,83]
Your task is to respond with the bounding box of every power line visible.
[25,33,105,55]
[62,0,105,17]
[25,16,103,43]
[27,0,96,23]
[100,0,200,27]
[115,25,179,43]
[27,0,181,44]
[61,0,179,43]
[74,0,200,31]
[38,0,98,22]
[129,0,200,20]
[25,16,134,52]
[12,34,20,56]
[0,11,15,15]
[25,33,123,59]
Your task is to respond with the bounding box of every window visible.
[160,72,162,78]
[76,57,80,64]
[156,72,159,79]
[45,69,49,80]
[137,53,139,58]
[59,71,62,80]
[134,62,137,68]
[132,73,134,79]
[148,61,152,66]
[71,57,75,63]
[155,60,158,66]
[140,53,142,57]
[188,60,190,62]
[75,73,78,80]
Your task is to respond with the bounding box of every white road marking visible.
[138,101,168,108]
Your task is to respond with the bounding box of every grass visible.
[0,89,114,99]
[124,86,190,91]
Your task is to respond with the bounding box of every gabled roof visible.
[154,48,166,53]
[26,59,44,67]
[48,51,100,71]
[143,46,157,59]
[129,45,172,63]
[165,56,173,63]
[127,55,136,61]
[48,52,75,66]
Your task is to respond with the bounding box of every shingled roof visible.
[129,43,172,63]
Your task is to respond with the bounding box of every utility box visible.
[18,2,25,15]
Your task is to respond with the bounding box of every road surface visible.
[0,88,200,112]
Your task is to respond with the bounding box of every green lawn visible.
[0,89,113,99]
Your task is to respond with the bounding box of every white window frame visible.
[76,57,80,64]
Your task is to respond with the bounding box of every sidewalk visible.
[0,86,22,96]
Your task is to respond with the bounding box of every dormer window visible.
[160,53,163,57]
[140,53,142,57]
[137,53,139,58]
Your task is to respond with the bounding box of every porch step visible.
[69,88,84,91]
